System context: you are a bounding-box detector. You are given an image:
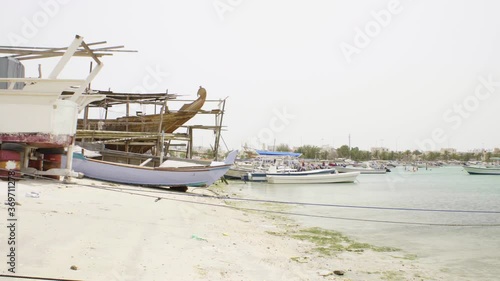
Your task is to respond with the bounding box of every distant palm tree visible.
[275,143,291,152]
[443,150,450,161]
[404,150,411,161]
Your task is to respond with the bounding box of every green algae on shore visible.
[269,227,399,257]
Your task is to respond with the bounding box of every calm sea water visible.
[227,166,500,281]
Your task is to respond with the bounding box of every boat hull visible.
[266,171,360,184]
[65,151,238,187]
[463,166,500,175]
[224,167,251,179]
[334,166,386,174]
[247,169,335,182]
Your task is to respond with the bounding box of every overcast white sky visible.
[2,0,500,152]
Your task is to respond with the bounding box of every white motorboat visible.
[240,150,303,181]
[266,171,360,184]
[463,166,500,175]
[334,166,387,174]
[464,158,500,175]
[224,161,256,179]
[247,166,335,182]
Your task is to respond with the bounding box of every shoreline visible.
[0,178,460,280]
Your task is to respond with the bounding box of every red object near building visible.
[0,150,21,180]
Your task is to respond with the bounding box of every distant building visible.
[470,148,486,154]
[320,145,338,160]
[370,147,389,154]
[440,148,457,154]
[320,144,335,150]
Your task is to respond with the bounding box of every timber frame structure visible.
[76,90,227,165]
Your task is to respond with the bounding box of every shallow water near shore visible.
[228,166,500,281]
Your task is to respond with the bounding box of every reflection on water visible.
[228,166,500,281]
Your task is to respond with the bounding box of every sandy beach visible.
[0,178,459,281]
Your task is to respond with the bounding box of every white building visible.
[440,148,457,154]
[370,147,389,154]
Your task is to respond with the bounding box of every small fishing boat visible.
[266,171,360,184]
[333,160,390,174]
[225,164,255,179]
[463,166,500,175]
[64,150,238,187]
[248,168,335,182]
[334,166,387,174]
[464,158,500,175]
[239,150,305,181]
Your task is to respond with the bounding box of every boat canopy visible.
[255,150,302,157]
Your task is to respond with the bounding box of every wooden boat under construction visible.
[78,86,207,133]
[76,86,222,154]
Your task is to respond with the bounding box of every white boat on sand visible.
[64,150,238,188]
[266,171,360,184]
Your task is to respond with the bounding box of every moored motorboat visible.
[225,166,254,179]
[464,157,500,175]
[239,150,303,181]
[266,171,360,184]
[463,166,500,175]
[247,167,334,182]
[224,160,256,179]
[334,166,387,174]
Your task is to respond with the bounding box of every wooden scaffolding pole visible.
[213,98,226,161]
[187,126,193,159]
